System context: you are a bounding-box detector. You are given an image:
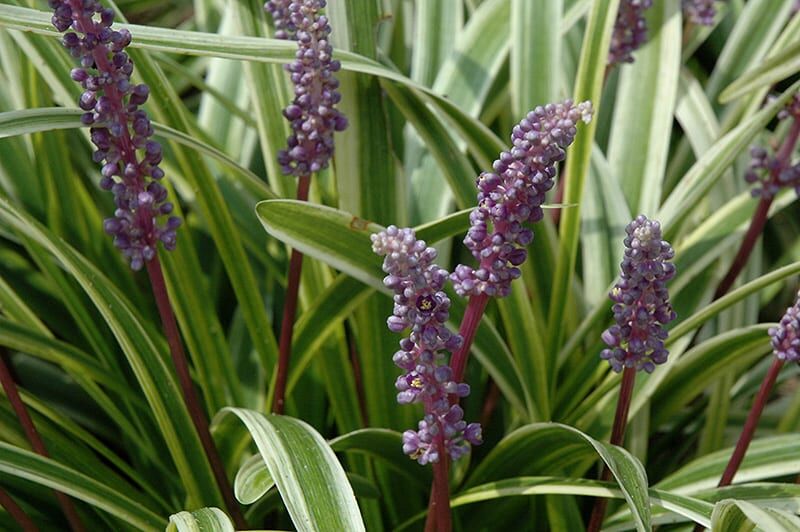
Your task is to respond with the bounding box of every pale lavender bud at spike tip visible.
[745,94,800,200]
[769,291,800,363]
[50,0,180,270]
[264,0,347,177]
[609,0,653,66]
[600,215,676,373]
[682,0,717,26]
[372,226,482,465]
[451,99,593,299]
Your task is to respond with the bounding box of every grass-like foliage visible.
[0,0,799,530]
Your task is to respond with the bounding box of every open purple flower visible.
[372,226,482,465]
[50,0,180,270]
[265,0,347,176]
[609,0,653,65]
[451,100,593,298]
[600,215,676,373]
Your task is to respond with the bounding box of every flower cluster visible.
[600,215,676,373]
[50,0,180,270]
[745,95,800,199]
[451,100,593,298]
[682,0,717,26]
[265,0,347,177]
[770,291,800,362]
[609,0,653,65]
[372,226,482,465]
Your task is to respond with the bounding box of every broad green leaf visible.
[704,0,796,100]
[382,81,476,210]
[235,453,380,506]
[651,325,772,428]
[721,1,800,104]
[711,499,800,532]
[329,428,432,489]
[235,454,275,506]
[511,0,562,116]
[546,0,620,355]
[657,435,800,493]
[255,199,384,291]
[410,0,462,87]
[0,443,164,531]
[466,423,651,532]
[167,508,234,532]
[397,477,712,530]
[607,0,681,215]
[213,409,365,532]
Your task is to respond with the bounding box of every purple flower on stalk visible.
[50,0,180,270]
[609,0,653,65]
[769,292,800,362]
[451,100,593,298]
[745,95,800,199]
[265,0,347,177]
[372,226,482,465]
[600,215,676,373]
[682,0,717,26]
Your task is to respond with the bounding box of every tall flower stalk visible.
[714,94,800,299]
[49,1,244,525]
[691,293,800,532]
[0,349,83,531]
[378,100,591,531]
[450,100,593,383]
[689,95,800,532]
[588,215,675,532]
[372,227,482,532]
[265,0,347,415]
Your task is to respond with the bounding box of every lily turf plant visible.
[2,0,800,531]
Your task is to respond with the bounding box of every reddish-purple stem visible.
[692,358,784,532]
[479,379,501,429]
[719,357,783,486]
[424,293,489,529]
[715,118,800,299]
[348,335,369,426]
[272,174,311,415]
[0,350,84,532]
[424,433,452,532]
[0,486,38,532]
[145,256,246,528]
[451,294,490,382]
[0,350,86,532]
[587,366,636,532]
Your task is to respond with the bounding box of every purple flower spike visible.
[372,226,482,464]
[682,0,717,26]
[50,0,180,270]
[769,292,800,362]
[745,95,800,200]
[600,215,676,373]
[451,100,593,298]
[609,0,653,65]
[265,0,347,176]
